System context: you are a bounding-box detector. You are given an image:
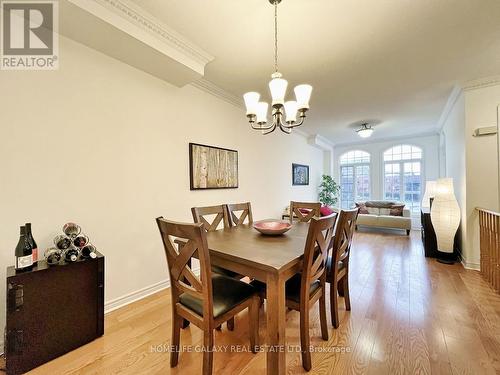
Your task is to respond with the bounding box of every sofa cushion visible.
[366,207,379,215]
[377,215,412,229]
[365,200,395,208]
[390,204,405,216]
[356,214,379,226]
[355,202,369,214]
[380,208,391,215]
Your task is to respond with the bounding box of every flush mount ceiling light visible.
[243,0,312,135]
[356,123,374,138]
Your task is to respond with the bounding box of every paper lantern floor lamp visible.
[430,178,460,264]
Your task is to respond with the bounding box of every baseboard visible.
[104,278,171,313]
[461,259,480,271]
[104,267,200,314]
[458,252,480,270]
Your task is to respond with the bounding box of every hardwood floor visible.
[26,229,500,375]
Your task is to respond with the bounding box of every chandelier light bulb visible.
[284,101,298,123]
[256,102,269,124]
[243,92,260,116]
[269,73,288,107]
[294,84,313,110]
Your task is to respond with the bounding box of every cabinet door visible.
[6,259,101,375]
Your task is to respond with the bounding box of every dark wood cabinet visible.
[5,253,104,375]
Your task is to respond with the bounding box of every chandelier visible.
[243,0,312,135]
[356,123,374,138]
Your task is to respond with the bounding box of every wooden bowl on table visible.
[253,220,292,236]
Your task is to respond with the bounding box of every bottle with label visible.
[64,247,79,262]
[81,244,97,259]
[15,226,33,271]
[25,223,38,264]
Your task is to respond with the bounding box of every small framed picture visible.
[292,163,309,186]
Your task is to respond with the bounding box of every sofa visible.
[355,200,412,235]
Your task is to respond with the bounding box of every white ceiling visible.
[131,0,500,144]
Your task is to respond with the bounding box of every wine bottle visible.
[54,235,72,250]
[64,247,79,262]
[73,234,89,248]
[25,223,38,264]
[15,226,33,271]
[63,222,80,238]
[81,244,97,259]
[44,247,62,265]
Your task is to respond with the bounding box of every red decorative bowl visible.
[253,220,292,236]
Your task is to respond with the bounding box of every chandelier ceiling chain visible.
[274,0,278,73]
[243,0,312,135]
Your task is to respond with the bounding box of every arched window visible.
[383,145,423,214]
[339,150,371,209]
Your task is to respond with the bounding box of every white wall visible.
[439,82,500,269]
[440,92,466,258]
[0,36,324,343]
[463,84,500,267]
[333,135,440,225]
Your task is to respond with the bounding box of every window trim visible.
[382,144,424,215]
[339,150,371,209]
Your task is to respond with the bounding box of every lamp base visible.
[437,258,455,265]
[436,250,456,265]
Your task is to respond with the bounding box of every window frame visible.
[339,150,371,209]
[382,144,424,215]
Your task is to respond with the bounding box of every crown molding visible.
[292,128,311,139]
[190,78,244,109]
[94,0,214,68]
[308,134,334,151]
[462,75,500,91]
[438,84,463,132]
[333,130,439,148]
[437,76,500,132]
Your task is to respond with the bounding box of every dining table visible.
[192,220,311,375]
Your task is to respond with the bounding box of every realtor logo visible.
[1,0,58,70]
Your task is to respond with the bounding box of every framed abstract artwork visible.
[189,143,239,190]
[292,163,309,186]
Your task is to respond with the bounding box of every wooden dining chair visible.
[156,217,260,375]
[191,204,240,278]
[289,201,322,223]
[251,214,337,371]
[227,202,253,226]
[191,204,231,232]
[191,204,243,331]
[326,208,359,328]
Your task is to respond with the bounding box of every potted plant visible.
[319,174,340,208]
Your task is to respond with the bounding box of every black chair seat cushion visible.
[211,265,240,279]
[326,256,345,278]
[250,274,321,303]
[179,274,255,318]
